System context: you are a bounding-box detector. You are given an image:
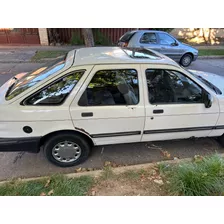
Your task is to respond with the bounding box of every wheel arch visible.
[180,52,194,61]
[39,129,95,149]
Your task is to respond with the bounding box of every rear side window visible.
[140,33,157,44]
[24,70,85,105]
[119,31,136,42]
[78,69,139,106]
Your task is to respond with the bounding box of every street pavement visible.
[0,57,224,180]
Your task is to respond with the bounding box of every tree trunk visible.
[201,28,208,44]
[82,28,94,47]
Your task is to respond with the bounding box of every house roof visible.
[72,47,180,67]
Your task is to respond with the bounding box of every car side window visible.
[140,33,157,44]
[145,69,203,104]
[158,33,175,45]
[25,70,85,105]
[78,69,139,106]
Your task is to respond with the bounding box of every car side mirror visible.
[171,41,178,46]
[203,90,213,108]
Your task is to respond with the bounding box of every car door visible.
[69,64,145,145]
[138,32,161,53]
[141,64,220,142]
[157,33,182,60]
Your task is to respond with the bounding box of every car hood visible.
[189,69,224,95]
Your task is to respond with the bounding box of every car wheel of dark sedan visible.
[180,53,193,67]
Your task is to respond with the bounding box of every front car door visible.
[141,64,220,142]
[157,33,182,61]
[69,64,145,145]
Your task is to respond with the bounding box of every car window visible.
[146,69,203,104]
[158,33,175,45]
[5,56,67,100]
[140,33,157,44]
[78,69,139,106]
[24,70,85,105]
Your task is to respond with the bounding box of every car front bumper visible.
[0,137,41,153]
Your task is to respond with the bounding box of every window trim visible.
[145,68,205,106]
[158,33,176,45]
[139,32,158,44]
[78,68,140,107]
[21,70,86,106]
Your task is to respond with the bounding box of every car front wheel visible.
[180,53,193,67]
[43,132,91,167]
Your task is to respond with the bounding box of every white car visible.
[0,47,224,167]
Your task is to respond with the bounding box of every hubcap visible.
[52,141,81,163]
[182,56,191,66]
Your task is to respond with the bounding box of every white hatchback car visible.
[0,47,224,167]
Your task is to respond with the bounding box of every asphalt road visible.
[0,59,224,181]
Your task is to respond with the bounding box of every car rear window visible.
[119,31,136,42]
[5,55,67,100]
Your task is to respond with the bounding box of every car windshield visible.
[186,69,222,95]
[5,55,67,100]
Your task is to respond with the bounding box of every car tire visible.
[180,53,193,67]
[43,132,91,167]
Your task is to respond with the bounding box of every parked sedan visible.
[118,30,198,67]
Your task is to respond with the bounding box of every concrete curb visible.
[1,153,224,186]
[198,56,224,59]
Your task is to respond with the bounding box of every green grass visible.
[0,175,94,196]
[31,50,68,61]
[199,49,224,56]
[163,154,224,196]
[100,166,114,180]
[121,170,142,181]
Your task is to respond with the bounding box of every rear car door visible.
[69,64,145,145]
[141,64,220,142]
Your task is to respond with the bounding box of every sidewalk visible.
[0,45,80,63]
[0,45,224,63]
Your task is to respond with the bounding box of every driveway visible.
[0,58,223,181]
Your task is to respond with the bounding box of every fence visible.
[50,28,150,44]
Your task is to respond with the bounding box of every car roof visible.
[126,30,167,34]
[73,47,180,68]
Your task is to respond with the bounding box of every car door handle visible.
[153,109,164,114]
[81,112,93,117]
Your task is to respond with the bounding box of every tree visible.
[82,28,95,47]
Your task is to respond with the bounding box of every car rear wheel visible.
[43,132,91,167]
[180,53,193,67]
